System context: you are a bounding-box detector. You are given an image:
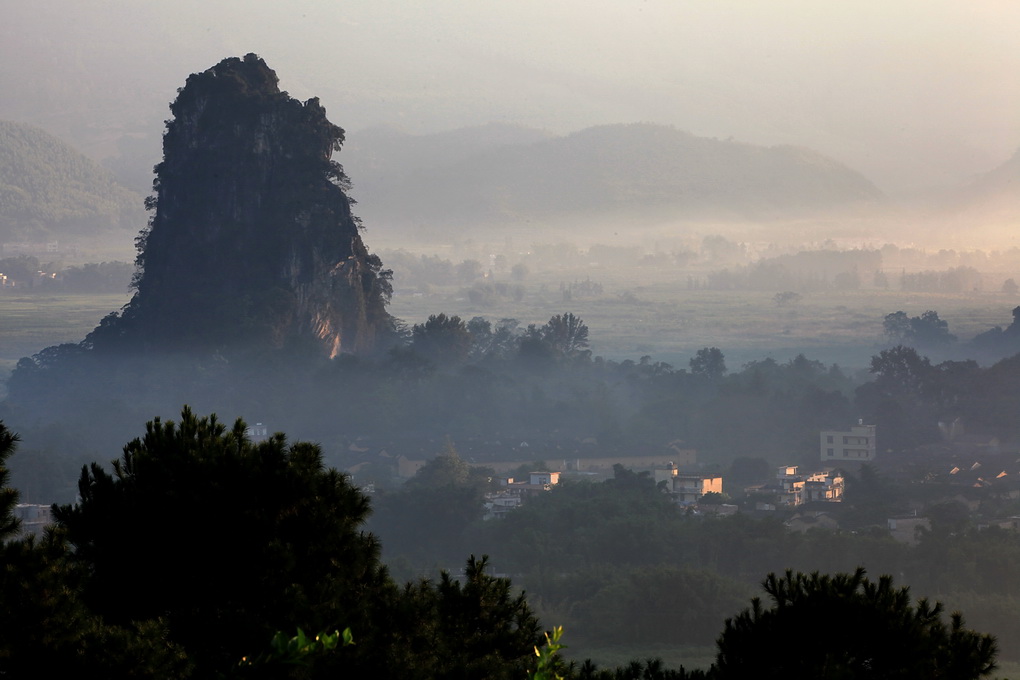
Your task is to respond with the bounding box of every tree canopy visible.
[53,407,391,672]
[712,568,997,680]
[690,347,726,380]
[883,310,956,349]
[36,407,542,678]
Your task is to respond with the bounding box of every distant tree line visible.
[10,307,1020,504]
[703,249,877,292]
[0,255,132,293]
[882,306,1020,363]
[900,266,983,293]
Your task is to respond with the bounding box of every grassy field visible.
[0,281,1013,381]
[0,293,131,369]
[389,271,1016,371]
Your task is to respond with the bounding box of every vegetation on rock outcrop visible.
[93,53,393,356]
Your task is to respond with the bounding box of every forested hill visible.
[344,122,886,234]
[0,121,145,243]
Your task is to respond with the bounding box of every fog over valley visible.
[2,3,1020,677]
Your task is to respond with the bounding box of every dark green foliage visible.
[55,260,134,293]
[840,463,902,528]
[519,313,591,364]
[0,422,190,676]
[0,529,193,677]
[564,659,707,680]
[883,310,956,349]
[412,314,473,364]
[541,313,591,358]
[712,569,997,680]
[0,422,20,540]
[477,469,678,573]
[371,442,494,568]
[395,555,542,680]
[969,305,1020,361]
[4,408,1018,674]
[566,566,751,647]
[868,344,932,394]
[401,440,496,497]
[466,316,520,360]
[10,408,545,678]
[689,347,725,380]
[234,627,354,679]
[53,407,392,672]
[855,345,989,450]
[723,457,771,493]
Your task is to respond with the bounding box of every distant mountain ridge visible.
[960,148,1020,211]
[904,147,1020,241]
[0,121,145,243]
[343,122,886,234]
[346,122,554,177]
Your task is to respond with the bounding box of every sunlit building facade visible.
[821,422,876,462]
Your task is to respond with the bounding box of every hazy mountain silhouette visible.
[905,148,1020,243]
[0,121,145,243]
[346,123,554,179]
[345,122,886,235]
[960,148,1020,213]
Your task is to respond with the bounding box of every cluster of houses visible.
[443,424,879,521]
[480,460,851,521]
[0,269,59,288]
[483,471,561,520]
[746,466,845,508]
[16,419,1020,544]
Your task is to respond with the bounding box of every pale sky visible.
[2,0,1018,193]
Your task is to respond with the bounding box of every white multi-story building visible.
[775,466,844,506]
[654,463,722,504]
[821,422,876,462]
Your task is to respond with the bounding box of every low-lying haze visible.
[2,1,1018,195]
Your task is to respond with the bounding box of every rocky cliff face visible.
[101,54,391,356]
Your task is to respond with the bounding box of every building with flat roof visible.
[654,463,722,505]
[821,422,876,462]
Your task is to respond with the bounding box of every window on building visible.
[826,435,833,443]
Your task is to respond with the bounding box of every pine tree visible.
[712,568,997,679]
[0,422,21,540]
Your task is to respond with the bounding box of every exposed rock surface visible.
[95,54,392,356]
